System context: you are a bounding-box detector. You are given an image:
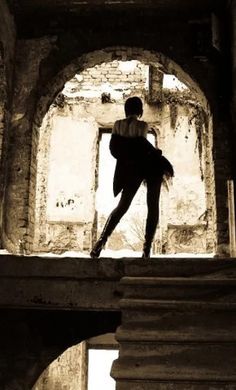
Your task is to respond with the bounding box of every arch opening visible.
[28,47,216,257]
[33,334,118,390]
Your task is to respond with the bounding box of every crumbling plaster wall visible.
[3,38,231,254]
[34,109,99,253]
[159,101,213,254]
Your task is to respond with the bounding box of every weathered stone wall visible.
[0,0,16,246]
[201,115,216,254]
[212,119,232,256]
[2,38,55,253]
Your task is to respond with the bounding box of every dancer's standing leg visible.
[90,175,143,258]
[142,176,162,258]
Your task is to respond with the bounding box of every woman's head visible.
[124,96,143,117]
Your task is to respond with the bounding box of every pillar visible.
[111,259,236,389]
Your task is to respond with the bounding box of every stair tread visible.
[120,298,236,310]
[121,277,236,285]
[116,329,236,342]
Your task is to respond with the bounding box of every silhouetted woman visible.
[90,96,174,258]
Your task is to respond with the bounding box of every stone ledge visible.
[0,255,236,311]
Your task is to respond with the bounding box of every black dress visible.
[109,133,174,196]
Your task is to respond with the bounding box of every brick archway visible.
[34,46,208,129]
[28,46,217,256]
[3,44,229,256]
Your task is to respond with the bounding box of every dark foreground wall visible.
[0,309,120,390]
[1,256,236,389]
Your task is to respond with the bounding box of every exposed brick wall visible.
[64,60,148,101]
[34,47,209,128]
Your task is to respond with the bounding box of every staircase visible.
[111,258,236,389]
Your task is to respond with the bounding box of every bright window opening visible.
[88,349,118,390]
[163,74,188,90]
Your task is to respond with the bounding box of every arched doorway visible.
[28,47,215,256]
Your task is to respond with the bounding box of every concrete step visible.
[112,352,236,381]
[115,324,236,342]
[110,381,236,390]
[117,341,236,362]
[120,298,236,310]
[120,276,236,300]
[122,258,236,278]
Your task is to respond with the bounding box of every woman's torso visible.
[112,116,148,138]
